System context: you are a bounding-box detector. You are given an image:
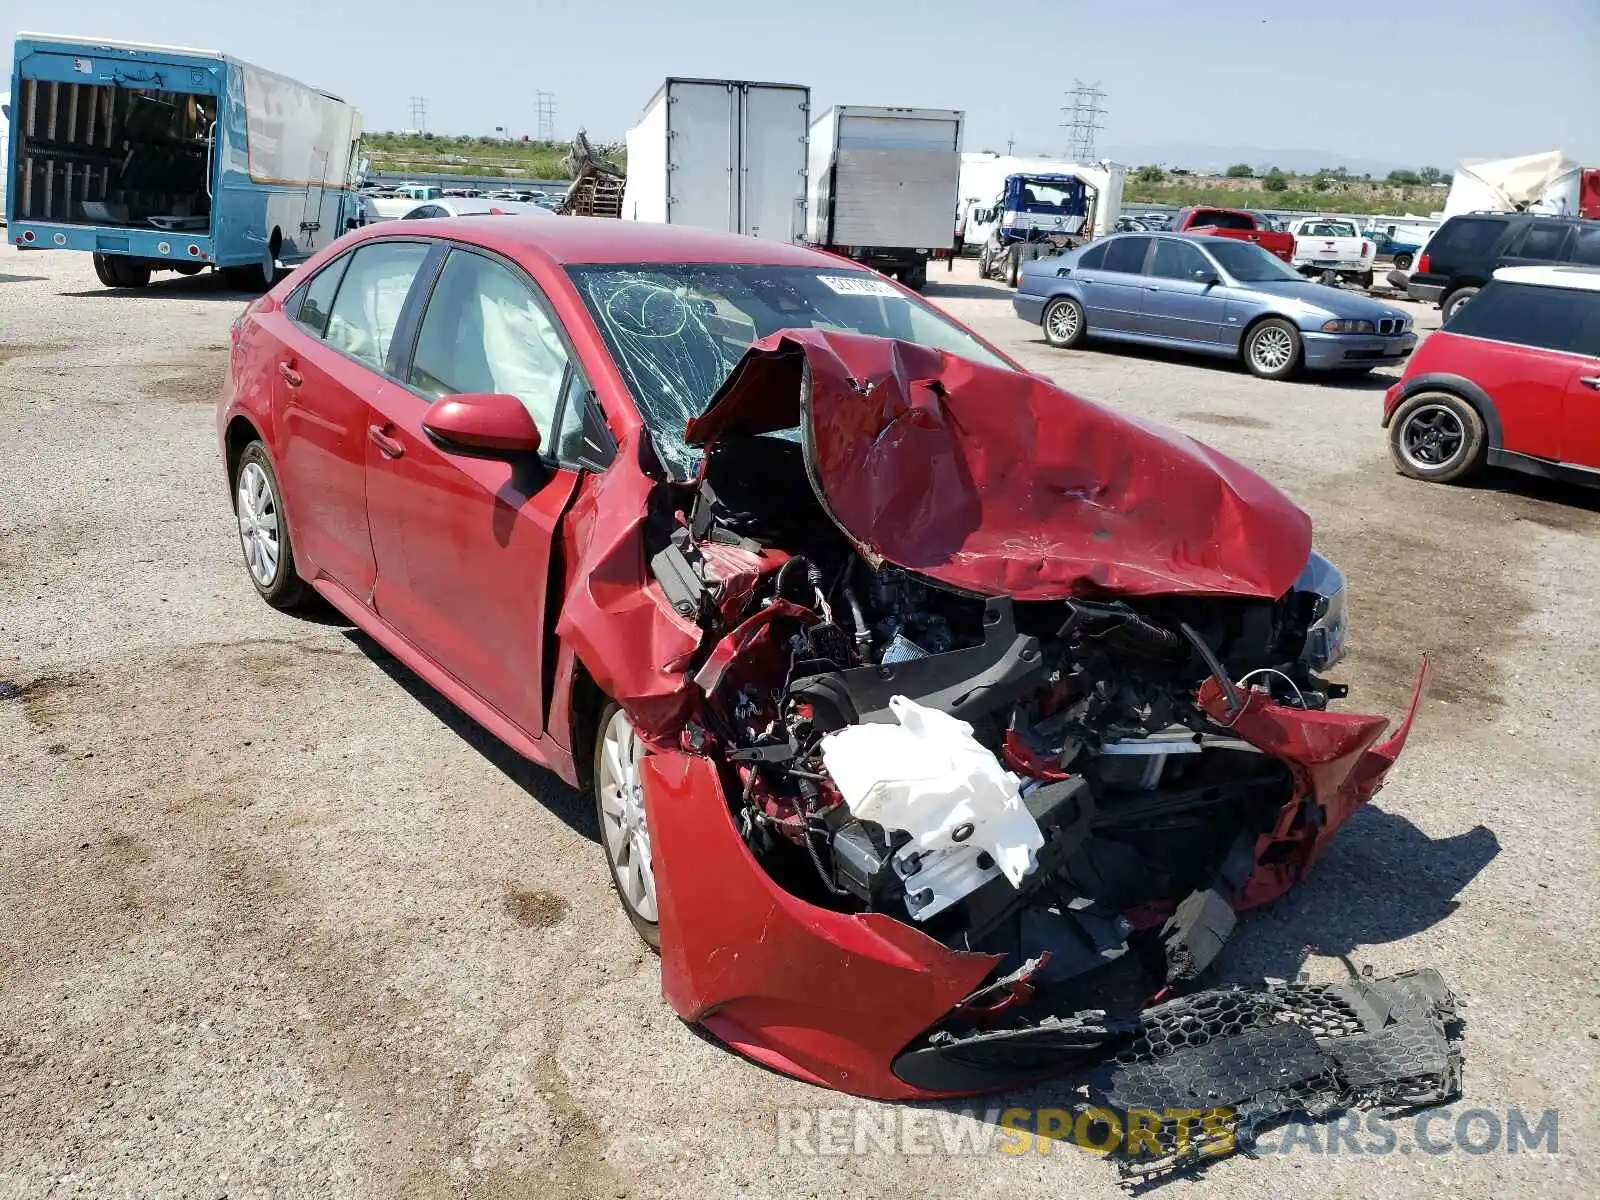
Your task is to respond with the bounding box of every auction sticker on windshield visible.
[818,275,901,297]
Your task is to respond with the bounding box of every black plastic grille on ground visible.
[1092,969,1465,1182]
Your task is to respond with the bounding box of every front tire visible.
[232,442,310,609]
[1042,296,1088,348]
[1242,317,1302,380]
[1393,252,1413,271]
[594,703,660,950]
[1004,247,1022,288]
[1389,391,1487,484]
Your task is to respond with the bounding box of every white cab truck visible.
[1287,216,1377,286]
[622,77,809,242]
[956,154,1126,249]
[804,105,964,291]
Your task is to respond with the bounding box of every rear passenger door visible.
[1559,289,1600,470]
[1077,236,1151,333]
[274,239,433,601]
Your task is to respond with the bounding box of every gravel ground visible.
[1,244,1596,1199]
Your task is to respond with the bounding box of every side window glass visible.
[1573,227,1600,268]
[324,242,431,370]
[293,255,350,338]
[1077,243,1107,270]
[551,371,590,463]
[1101,236,1150,275]
[1513,222,1574,261]
[1447,282,1585,352]
[1149,239,1208,280]
[409,249,573,446]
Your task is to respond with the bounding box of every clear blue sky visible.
[8,0,1598,168]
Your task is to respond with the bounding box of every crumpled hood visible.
[685,329,1313,601]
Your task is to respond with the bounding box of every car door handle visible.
[1582,377,1600,391]
[368,424,405,458]
[277,362,302,388]
[1145,285,1161,292]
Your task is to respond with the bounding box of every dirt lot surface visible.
[2,244,1597,1199]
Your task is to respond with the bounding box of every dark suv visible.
[1407,213,1600,321]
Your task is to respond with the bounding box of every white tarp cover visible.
[241,63,357,187]
[1443,151,1583,218]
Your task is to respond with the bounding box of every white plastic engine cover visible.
[819,696,1045,921]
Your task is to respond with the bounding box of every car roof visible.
[370,216,854,268]
[1492,265,1600,291]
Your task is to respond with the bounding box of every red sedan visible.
[218,218,1454,1139]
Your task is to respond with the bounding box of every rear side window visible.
[1429,217,1510,263]
[1077,243,1107,270]
[1193,211,1254,231]
[293,256,350,337]
[1446,281,1595,353]
[1510,221,1576,261]
[1573,226,1600,267]
[324,241,433,370]
[1101,236,1151,274]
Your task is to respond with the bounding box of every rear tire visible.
[1441,286,1479,324]
[1041,296,1088,349]
[92,253,117,287]
[223,246,277,292]
[1004,247,1022,288]
[903,258,928,292]
[1357,269,1375,289]
[232,442,311,609]
[1392,252,1413,271]
[1242,317,1302,380]
[97,256,150,288]
[978,246,993,280]
[1388,391,1487,484]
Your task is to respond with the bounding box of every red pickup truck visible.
[1171,206,1296,262]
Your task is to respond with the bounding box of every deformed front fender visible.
[640,751,1000,1099]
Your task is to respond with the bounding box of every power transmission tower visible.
[409,96,427,134]
[1060,81,1106,161]
[535,91,557,142]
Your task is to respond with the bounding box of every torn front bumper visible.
[639,661,1436,1103]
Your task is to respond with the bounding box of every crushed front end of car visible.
[569,328,1458,1156]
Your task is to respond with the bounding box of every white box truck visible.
[804,105,964,290]
[621,78,809,242]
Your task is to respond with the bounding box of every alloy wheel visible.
[1250,326,1296,374]
[236,461,281,586]
[1398,404,1467,471]
[1046,300,1081,344]
[597,706,656,923]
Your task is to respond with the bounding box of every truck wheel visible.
[1243,318,1302,380]
[1042,297,1087,349]
[904,260,928,292]
[1005,248,1022,288]
[1393,252,1413,271]
[1357,270,1375,289]
[978,246,992,279]
[108,258,151,289]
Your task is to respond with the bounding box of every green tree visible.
[1134,164,1166,184]
[1418,166,1445,185]
[1310,171,1333,192]
[1387,169,1422,186]
[1224,163,1254,178]
[1263,168,1290,193]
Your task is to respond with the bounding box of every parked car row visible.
[1014,232,1414,379]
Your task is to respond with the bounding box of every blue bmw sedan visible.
[1014,232,1417,380]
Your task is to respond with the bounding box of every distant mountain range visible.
[1098,143,1422,177]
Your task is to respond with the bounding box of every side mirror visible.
[422,392,542,460]
[1193,268,1220,286]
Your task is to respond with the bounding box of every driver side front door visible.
[364,245,588,742]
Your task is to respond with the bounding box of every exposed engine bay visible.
[603,328,1450,1140]
[648,428,1351,1002]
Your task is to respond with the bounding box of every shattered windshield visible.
[565,263,1009,478]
